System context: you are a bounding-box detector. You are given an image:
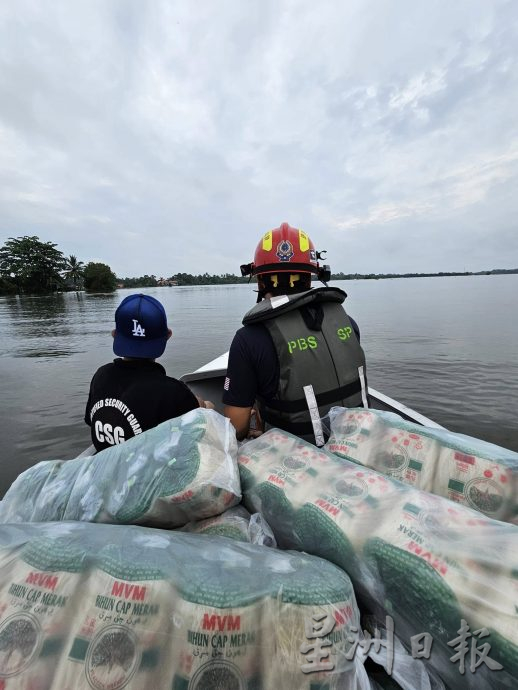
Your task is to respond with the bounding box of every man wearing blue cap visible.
[85,293,207,452]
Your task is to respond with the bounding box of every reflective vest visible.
[242,287,368,445]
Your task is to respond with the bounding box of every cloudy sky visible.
[1,0,517,277]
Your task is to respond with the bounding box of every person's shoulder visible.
[348,315,361,340]
[230,323,272,358]
[234,323,269,345]
[159,374,199,407]
[90,361,116,379]
[162,373,186,387]
[228,324,275,376]
[158,371,193,393]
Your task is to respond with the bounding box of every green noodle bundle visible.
[0,409,241,529]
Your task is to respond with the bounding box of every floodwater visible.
[0,275,517,496]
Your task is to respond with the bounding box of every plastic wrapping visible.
[0,409,241,528]
[0,521,372,689]
[363,616,445,690]
[325,407,518,523]
[239,429,518,689]
[178,505,277,546]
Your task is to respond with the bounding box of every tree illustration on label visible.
[0,614,41,677]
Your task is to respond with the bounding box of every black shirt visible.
[85,359,199,451]
[222,317,360,408]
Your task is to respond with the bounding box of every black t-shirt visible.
[85,359,199,451]
[222,317,360,408]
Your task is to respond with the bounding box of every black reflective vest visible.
[242,287,368,444]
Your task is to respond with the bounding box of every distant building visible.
[157,277,178,287]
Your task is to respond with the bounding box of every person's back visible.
[223,223,369,444]
[85,293,202,452]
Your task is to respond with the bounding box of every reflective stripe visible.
[359,365,369,408]
[303,384,325,447]
[262,231,273,251]
[299,230,309,252]
[270,295,290,309]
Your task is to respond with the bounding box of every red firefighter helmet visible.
[241,223,329,280]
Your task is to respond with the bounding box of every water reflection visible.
[15,349,79,358]
[0,291,118,360]
[0,277,517,499]
[4,292,68,320]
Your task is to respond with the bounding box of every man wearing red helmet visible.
[223,223,368,445]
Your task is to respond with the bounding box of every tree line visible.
[122,268,518,287]
[119,272,251,287]
[2,235,516,296]
[0,236,117,295]
[331,269,518,280]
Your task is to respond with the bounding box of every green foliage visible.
[0,276,17,294]
[83,262,117,293]
[0,236,66,294]
[119,272,251,287]
[171,272,250,286]
[63,255,85,290]
[120,274,158,288]
[331,269,518,281]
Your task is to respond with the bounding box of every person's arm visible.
[196,396,215,410]
[84,378,94,426]
[222,329,258,439]
[224,405,252,440]
[349,316,360,342]
[160,380,202,421]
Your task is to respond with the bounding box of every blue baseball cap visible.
[113,294,169,359]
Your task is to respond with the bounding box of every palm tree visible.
[63,255,85,290]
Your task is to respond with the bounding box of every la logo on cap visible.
[113,293,169,359]
[132,319,146,337]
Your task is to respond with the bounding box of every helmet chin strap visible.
[256,283,267,302]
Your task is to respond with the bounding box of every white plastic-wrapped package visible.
[239,429,518,690]
[178,505,277,546]
[262,567,365,690]
[325,407,518,523]
[238,430,342,547]
[0,521,373,690]
[364,618,446,690]
[0,409,241,528]
[0,524,88,690]
[54,539,176,690]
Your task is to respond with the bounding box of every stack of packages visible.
[238,428,518,690]
[178,505,277,546]
[0,522,371,689]
[325,407,518,523]
[0,408,241,527]
[0,408,373,689]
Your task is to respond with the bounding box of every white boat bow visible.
[180,351,445,429]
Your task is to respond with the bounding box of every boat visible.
[46,352,447,483]
[7,355,516,690]
[75,351,443,459]
[180,351,445,429]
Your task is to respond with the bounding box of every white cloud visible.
[0,0,517,276]
[388,70,448,112]
[325,144,518,232]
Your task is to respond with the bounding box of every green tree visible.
[83,262,118,292]
[63,254,85,290]
[120,274,158,288]
[169,272,249,286]
[0,235,66,294]
[0,275,17,294]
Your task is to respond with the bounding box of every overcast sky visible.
[1,0,517,277]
